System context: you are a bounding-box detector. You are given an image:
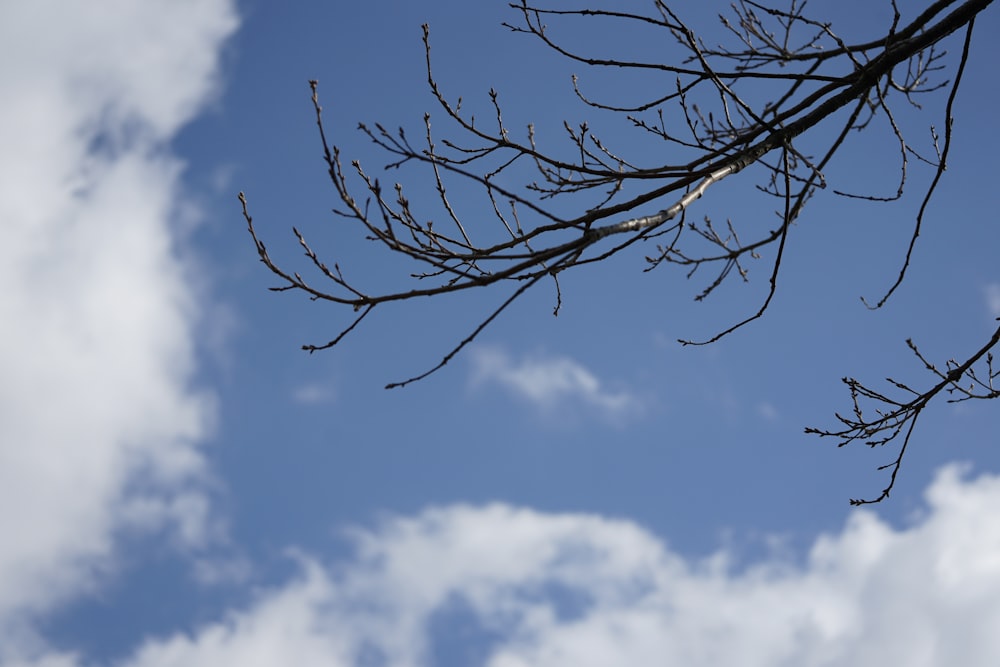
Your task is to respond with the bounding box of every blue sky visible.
[3,1,1000,665]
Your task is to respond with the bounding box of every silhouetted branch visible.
[241,0,996,503]
[807,321,1000,505]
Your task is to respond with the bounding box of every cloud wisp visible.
[292,383,338,406]
[469,346,639,421]
[984,283,1000,319]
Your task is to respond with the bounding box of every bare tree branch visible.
[241,0,996,503]
[807,321,1000,505]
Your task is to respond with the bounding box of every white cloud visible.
[190,554,254,587]
[292,382,338,406]
[0,0,237,643]
[757,401,780,421]
[984,283,1000,319]
[469,346,639,420]
[10,464,994,667]
[122,558,350,667]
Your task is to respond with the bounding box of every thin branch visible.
[808,321,1000,504]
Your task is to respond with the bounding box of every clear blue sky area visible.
[4,2,1000,665]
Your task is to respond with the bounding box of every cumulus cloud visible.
[469,346,638,420]
[32,464,1000,667]
[0,0,237,641]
